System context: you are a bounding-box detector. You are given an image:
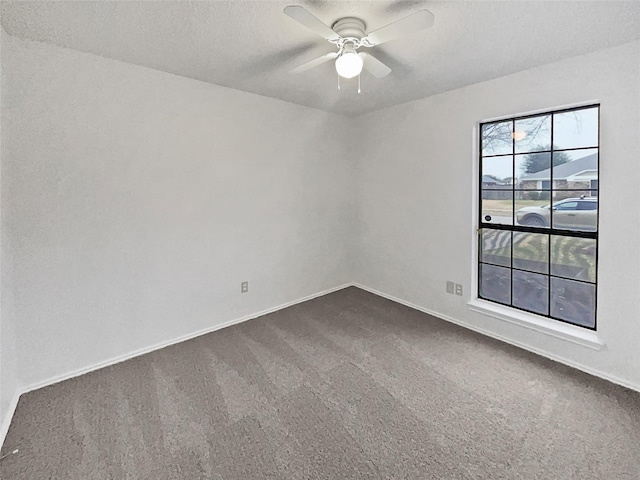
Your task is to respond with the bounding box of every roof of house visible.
[482,175,502,184]
[519,152,597,181]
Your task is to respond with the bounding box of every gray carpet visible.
[1,287,639,479]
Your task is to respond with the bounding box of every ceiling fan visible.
[284,5,434,85]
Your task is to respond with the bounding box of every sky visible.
[482,107,599,181]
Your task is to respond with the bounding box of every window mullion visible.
[478,104,598,330]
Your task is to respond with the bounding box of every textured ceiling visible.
[2,1,640,116]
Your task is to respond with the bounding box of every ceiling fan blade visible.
[284,5,341,42]
[289,52,338,74]
[360,53,392,78]
[362,9,434,46]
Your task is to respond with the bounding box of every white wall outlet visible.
[241,281,248,293]
[446,281,455,294]
[455,283,463,296]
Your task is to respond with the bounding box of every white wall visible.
[0,29,20,443]
[0,226,18,442]
[354,40,640,389]
[1,34,354,397]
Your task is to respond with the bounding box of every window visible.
[555,201,577,210]
[578,202,597,211]
[478,105,599,329]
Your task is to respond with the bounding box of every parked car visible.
[516,197,597,231]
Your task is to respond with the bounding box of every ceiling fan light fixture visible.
[512,130,527,141]
[335,45,363,79]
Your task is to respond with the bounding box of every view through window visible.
[478,105,599,329]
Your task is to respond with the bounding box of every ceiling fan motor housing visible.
[332,17,366,40]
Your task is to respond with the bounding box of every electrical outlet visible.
[455,283,463,296]
[446,281,454,294]
[241,281,248,293]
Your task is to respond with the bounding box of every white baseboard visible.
[21,283,353,396]
[353,282,640,393]
[0,390,20,452]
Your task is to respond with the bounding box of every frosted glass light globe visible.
[335,52,363,79]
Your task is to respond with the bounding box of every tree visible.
[481,122,513,153]
[481,116,549,154]
[522,146,570,174]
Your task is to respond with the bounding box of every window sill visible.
[467,299,604,351]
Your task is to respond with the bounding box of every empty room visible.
[1,1,639,478]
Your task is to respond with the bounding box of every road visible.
[482,215,513,225]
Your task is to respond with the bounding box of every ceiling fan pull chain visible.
[337,74,341,90]
[358,74,361,94]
